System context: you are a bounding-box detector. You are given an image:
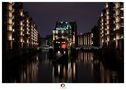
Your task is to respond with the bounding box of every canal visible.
[3,50,124,83]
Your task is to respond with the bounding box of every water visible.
[3,50,124,83]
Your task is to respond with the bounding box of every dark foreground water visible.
[3,50,124,83]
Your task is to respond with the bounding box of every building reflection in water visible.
[76,51,123,83]
[16,55,39,83]
[7,50,123,83]
[77,51,94,63]
[52,60,76,83]
[99,62,120,83]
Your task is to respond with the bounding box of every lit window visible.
[115,3,120,8]
[121,8,124,10]
[116,16,120,23]
[20,10,23,16]
[91,33,93,37]
[20,38,23,42]
[20,21,23,26]
[8,25,12,31]
[107,20,109,24]
[106,3,108,8]
[107,31,109,34]
[8,11,12,17]
[12,22,14,25]
[20,32,23,36]
[61,30,64,33]
[53,30,55,34]
[26,19,29,23]
[107,16,109,20]
[12,29,15,32]
[116,23,120,29]
[121,16,124,19]
[8,18,12,24]
[116,10,120,16]
[101,13,103,16]
[8,33,12,40]
[56,30,58,34]
[8,4,12,10]
[106,10,109,15]
[121,35,124,39]
[107,26,109,29]
[113,28,116,31]
[20,27,23,31]
[113,38,115,40]
[102,39,104,43]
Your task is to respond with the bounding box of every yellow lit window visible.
[116,16,120,23]
[20,21,23,26]
[107,16,109,20]
[8,18,12,24]
[116,34,120,40]
[116,23,120,29]
[8,11,12,17]
[106,10,109,15]
[116,10,120,16]
[20,10,23,16]
[8,33,12,40]
[8,4,12,10]
[20,38,23,42]
[20,27,23,31]
[115,3,120,8]
[107,25,109,29]
[8,25,12,31]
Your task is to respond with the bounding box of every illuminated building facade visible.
[2,2,39,51]
[83,32,92,46]
[91,25,100,47]
[78,33,83,46]
[78,32,92,47]
[100,2,124,52]
[52,21,77,48]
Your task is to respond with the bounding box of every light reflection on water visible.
[5,50,123,83]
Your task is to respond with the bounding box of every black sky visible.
[23,2,105,37]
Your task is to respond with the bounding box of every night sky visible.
[23,2,105,37]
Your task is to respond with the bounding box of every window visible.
[8,25,12,31]
[8,32,12,40]
[115,3,120,8]
[8,11,12,17]
[116,23,120,29]
[8,18,12,24]
[20,9,23,16]
[106,9,109,15]
[8,4,12,11]
[115,9,120,16]
[116,16,120,23]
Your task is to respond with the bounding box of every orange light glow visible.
[61,43,66,49]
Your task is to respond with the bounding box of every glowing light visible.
[58,65,60,74]
[8,25,12,31]
[8,18,12,24]
[53,30,55,33]
[58,51,60,54]
[61,43,66,49]
[8,33,12,40]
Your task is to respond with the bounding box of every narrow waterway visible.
[3,50,124,83]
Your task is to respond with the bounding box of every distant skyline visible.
[23,2,105,37]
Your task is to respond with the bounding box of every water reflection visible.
[99,62,121,83]
[77,51,94,62]
[16,55,39,83]
[3,50,123,83]
[52,61,76,83]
